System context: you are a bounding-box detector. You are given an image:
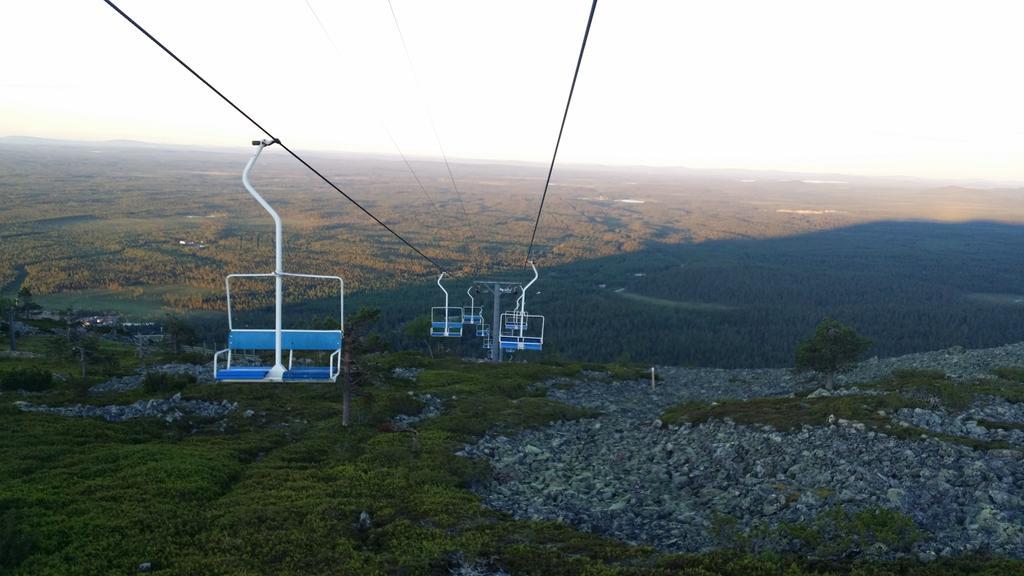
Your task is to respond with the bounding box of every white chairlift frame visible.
[215,272,344,378]
[211,140,345,382]
[431,272,463,337]
[498,261,545,351]
[463,286,483,325]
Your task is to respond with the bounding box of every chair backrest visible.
[228,329,342,351]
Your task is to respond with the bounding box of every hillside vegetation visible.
[1,335,1023,574]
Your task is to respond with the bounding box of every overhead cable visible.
[303,0,458,251]
[384,0,469,223]
[101,0,447,272]
[525,0,598,263]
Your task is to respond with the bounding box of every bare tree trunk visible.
[8,307,16,352]
[423,339,434,359]
[342,346,351,427]
[79,346,87,384]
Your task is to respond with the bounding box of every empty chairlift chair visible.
[478,320,492,350]
[504,293,528,331]
[463,286,483,325]
[213,140,344,383]
[430,272,463,337]
[499,262,545,352]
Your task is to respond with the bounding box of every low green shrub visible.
[0,367,55,392]
[141,371,195,393]
[710,507,921,561]
[992,366,1024,383]
[167,351,210,365]
[0,500,34,571]
[890,368,947,381]
[874,369,1024,408]
[788,507,920,557]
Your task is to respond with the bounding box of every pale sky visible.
[3,0,1024,181]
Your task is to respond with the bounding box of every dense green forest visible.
[5,142,1024,367]
[175,220,1024,368]
[368,221,1024,366]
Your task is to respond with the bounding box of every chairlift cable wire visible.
[100,0,448,273]
[384,0,470,226]
[525,0,598,264]
[382,128,444,224]
[303,0,459,250]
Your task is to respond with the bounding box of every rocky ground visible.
[14,392,237,423]
[88,363,214,393]
[462,344,1024,560]
[839,342,1024,384]
[895,400,1024,447]
[391,393,443,429]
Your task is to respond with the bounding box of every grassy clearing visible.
[613,289,736,312]
[33,287,169,317]
[1,352,1022,574]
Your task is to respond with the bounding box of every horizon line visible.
[3,133,1023,189]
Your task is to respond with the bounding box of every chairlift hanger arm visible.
[241,142,283,275]
[523,261,539,293]
[437,272,449,305]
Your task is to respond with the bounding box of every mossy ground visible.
[1,339,1022,574]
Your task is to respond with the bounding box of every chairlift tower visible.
[473,262,545,362]
[471,280,520,362]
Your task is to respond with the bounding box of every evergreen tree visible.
[795,318,872,390]
[164,314,198,355]
[402,315,434,358]
[1,289,39,352]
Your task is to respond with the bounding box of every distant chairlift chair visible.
[430,272,463,337]
[499,262,545,351]
[463,286,483,326]
[213,140,344,383]
[478,320,492,350]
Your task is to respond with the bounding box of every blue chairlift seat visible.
[463,306,483,325]
[498,312,544,352]
[499,336,543,351]
[431,306,463,338]
[430,322,463,337]
[215,329,343,382]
